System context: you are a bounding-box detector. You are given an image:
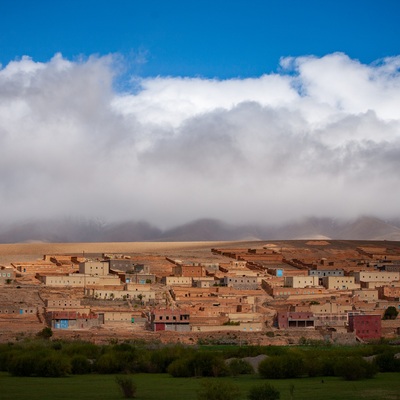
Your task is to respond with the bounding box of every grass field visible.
[1,372,400,400]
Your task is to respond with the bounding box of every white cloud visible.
[0,52,399,227]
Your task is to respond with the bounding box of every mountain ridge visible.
[0,216,399,243]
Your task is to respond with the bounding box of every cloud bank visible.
[1,52,399,227]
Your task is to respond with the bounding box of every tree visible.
[248,383,280,400]
[36,327,53,339]
[383,306,399,320]
[197,380,240,400]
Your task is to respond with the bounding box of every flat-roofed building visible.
[284,276,319,288]
[321,276,360,290]
[162,276,193,286]
[277,311,315,329]
[223,275,258,290]
[348,313,381,340]
[150,309,190,332]
[354,271,400,284]
[79,261,109,276]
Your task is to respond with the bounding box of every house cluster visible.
[1,243,400,342]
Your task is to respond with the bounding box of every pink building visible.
[348,314,381,340]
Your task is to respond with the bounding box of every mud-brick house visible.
[348,313,381,340]
[277,311,315,329]
[223,275,259,290]
[150,309,190,332]
[46,311,101,329]
[0,266,15,284]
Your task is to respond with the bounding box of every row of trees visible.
[0,338,399,379]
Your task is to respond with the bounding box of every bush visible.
[149,345,189,373]
[36,354,71,377]
[383,306,399,320]
[8,352,70,377]
[259,354,305,379]
[197,380,240,400]
[71,355,92,374]
[8,353,38,376]
[374,352,400,372]
[248,383,280,400]
[168,352,229,378]
[227,359,254,376]
[115,375,137,398]
[334,357,377,381]
[96,352,124,374]
[167,357,192,377]
[36,327,53,339]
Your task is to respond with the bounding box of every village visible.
[1,240,400,345]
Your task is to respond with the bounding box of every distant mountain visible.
[0,215,399,243]
[336,216,400,240]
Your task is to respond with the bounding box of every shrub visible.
[167,357,192,377]
[248,383,280,400]
[383,306,399,320]
[259,354,305,379]
[227,358,254,376]
[197,380,240,400]
[71,355,92,374]
[150,345,189,373]
[96,352,123,374]
[374,352,400,372]
[8,352,70,377]
[115,375,137,398]
[36,354,71,377]
[168,352,228,378]
[8,353,38,376]
[36,327,53,339]
[334,357,377,381]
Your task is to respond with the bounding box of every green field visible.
[1,372,400,400]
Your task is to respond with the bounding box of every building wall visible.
[163,276,193,286]
[45,299,81,308]
[191,322,263,332]
[89,288,155,301]
[42,275,100,286]
[103,311,134,323]
[79,261,109,276]
[277,312,315,329]
[223,276,258,290]
[383,265,400,272]
[124,273,155,284]
[174,265,205,277]
[269,285,328,298]
[314,313,348,327]
[348,314,382,340]
[0,267,15,284]
[151,309,190,331]
[284,276,319,288]
[353,289,379,302]
[354,271,400,284]
[310,302,352,314]
[378,286,400,300]
[322,276,360,290]
[309,269,344,277]
[0,305,36,314]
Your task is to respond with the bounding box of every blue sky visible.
[1,1,400,229]
[1,0,400,79]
